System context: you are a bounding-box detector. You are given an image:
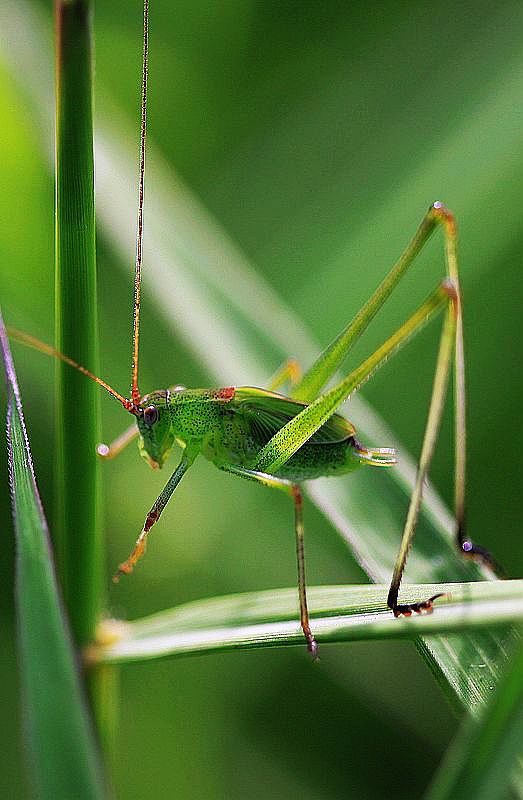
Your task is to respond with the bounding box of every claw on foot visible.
[393,592,446,618]
[461,540,504,576]
[308,636,320,662]
[112,562,132,584]
[303,629,319,661]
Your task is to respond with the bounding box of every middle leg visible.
[219,463,318,658]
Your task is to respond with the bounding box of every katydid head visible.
[136,390,176,469]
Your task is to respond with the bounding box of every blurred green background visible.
[1,1,522,797]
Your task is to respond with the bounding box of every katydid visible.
[8,0,499,659]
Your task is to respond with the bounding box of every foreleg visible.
[113,445,198,581]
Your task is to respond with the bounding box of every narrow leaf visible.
[90,581,523,665]
[0,310,105,800]
[426,634,523,800]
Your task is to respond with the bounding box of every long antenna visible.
[8,327,137,415]
[131,0,149,405]
[6,2,151,419]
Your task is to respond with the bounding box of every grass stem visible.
[55,0,112,747]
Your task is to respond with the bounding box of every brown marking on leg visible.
[144,509,159,532]
[292,484,319,660]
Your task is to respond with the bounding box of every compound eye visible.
[143,405,158,426]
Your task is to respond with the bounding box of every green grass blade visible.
[90,581,523,665]
[0,311,105,799]
[54,0,117,754]
[426,635,523,800]
[54,0,102,647]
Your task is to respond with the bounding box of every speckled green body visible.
[136,385,367,481]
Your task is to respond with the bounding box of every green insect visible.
[9,0,497,659]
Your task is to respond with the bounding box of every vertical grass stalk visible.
[55,0,110,737]
[55,0,100,644]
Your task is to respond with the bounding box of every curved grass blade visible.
[426,634,523,800]
[90,580,523,665]
[0,310,105,799]
[1,0,520,711]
